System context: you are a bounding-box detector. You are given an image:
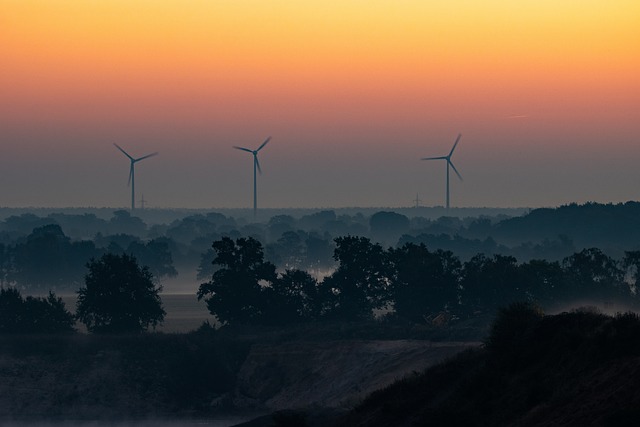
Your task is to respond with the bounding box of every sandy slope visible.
[232,340,479,410]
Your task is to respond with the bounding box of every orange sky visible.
[1,1,639,208]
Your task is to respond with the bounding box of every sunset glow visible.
[1,1,639,208]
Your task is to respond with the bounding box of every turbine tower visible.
[234,136,271,218]
[422,134,463,210]
[114,144,158,211]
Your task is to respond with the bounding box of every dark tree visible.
[0,287,22,333]
[304,232,335,272]
[198,237,277,325]
[623,251,640,295]
[108,210,147,236]
[267,214,296,240]
[166,214,219,245]
[369,211,410,245]
[22,293,76,333]
[563,248,626,303]
[390,243,461,322]
[197,247,217,280]
[126,238,178,278]
[265,269,321,324]
[76,253,165,333]
[320,236,390,320]
[9,224,100,290]
[460,254,523,312]
[518,259,567,309]
[0,243,8,285]
[266,230,307,270]
[0,287,75,334]
[9,224,71,289]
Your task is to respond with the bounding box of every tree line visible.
[2,234,640,334]
[1,253,164,334]
[198,236,640,326]
[3,202,640,292]
[0,224,176,290]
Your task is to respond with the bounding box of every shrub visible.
[0,287,75,333]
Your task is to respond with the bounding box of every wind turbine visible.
[113,144,158,211]
[233,136,271,218]
[422,134,463,210]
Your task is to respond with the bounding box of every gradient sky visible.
[1,1,639,209]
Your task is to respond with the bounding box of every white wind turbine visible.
[422,134,463,210]
[114,144,158,210]
[233,136,271,218]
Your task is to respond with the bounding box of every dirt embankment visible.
[0,335,478,420]
[232,340,480,410]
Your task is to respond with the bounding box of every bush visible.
[0,287,75,333]
[485,302,543,353]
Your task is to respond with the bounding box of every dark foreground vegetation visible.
[0,327,249,420]
[0,318,481,422]
[3,304,640,425]
[334,305,640,427]
[2,202,640,424]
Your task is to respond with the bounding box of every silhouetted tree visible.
[197,237,277,325]
[267,215,296,240]
[9,224,99,290]
[108,210,147,236]
[320,236,390,320]
[265,269,321,324]
[166,214,219,245]
[126,238,178,278]
[268,230,307,270]
[76,253,165,333]
[563,248,626,304]
[398,233,505,262]
[47,213,108,240]
[0,243,8,285]
[0,214,55,236]
[623,251,640,295]
[0,287,75,334]
[298,210,336,231]
[197,247,217,280]
[460,254,523,313]
[370,211,410,245]
[517,259,567,309]
[390,243,461,321]
[0,287,23,333]
[304,232,335,272]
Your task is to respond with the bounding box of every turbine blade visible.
[449,160,463,181]
[255,155,262,174]
[114,143,134,160]
[257,136,271,151]
[135,152,158,162]
[128,165,133,187]
[421,156,447,161]
[449,134,462,157]
[233,146,253,153]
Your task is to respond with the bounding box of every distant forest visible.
[0,202,639,301]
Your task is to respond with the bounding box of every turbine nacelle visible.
[234,136,270,175]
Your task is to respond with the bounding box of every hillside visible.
[0,323,479,423]
[335,306,640,427]
[232,340,477,411]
